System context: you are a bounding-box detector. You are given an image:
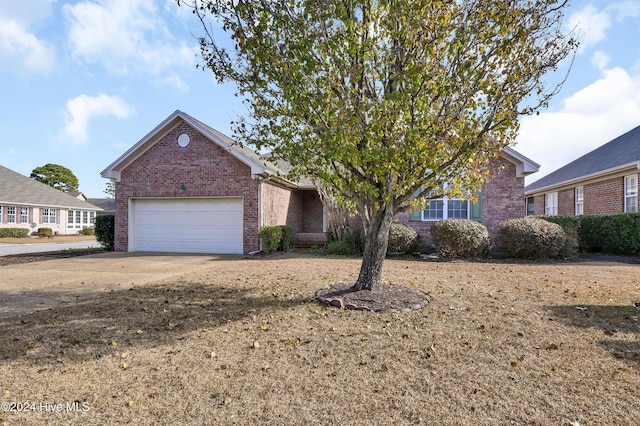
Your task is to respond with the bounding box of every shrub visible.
[387,222,419,254]
[343,227,364,255]
[95,215,115,251]
[578,213,640,254]
[325,240,352,255]
[259,225,295,253]
[0,228,30,238]
[431,219,490,258]
[37,228,54,238]
[279,225,295,251]
[259,226,281,253]
[497,217,567,259]
[81,226,96,236]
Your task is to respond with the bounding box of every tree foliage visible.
[30,163,79,193]
[182,0,578,289]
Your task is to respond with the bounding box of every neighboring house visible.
[102,110,539,254]
[87,198,116,216]
[525,125,640,216]
[0,165,101,235]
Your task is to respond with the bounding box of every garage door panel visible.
[132,198,243,254]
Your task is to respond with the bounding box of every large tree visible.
[30,163,79,193]
[182,0,577,290]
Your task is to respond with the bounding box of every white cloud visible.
[63,93,135,146]
[64,0,197,79]
[568,4,611,49]
[516,67,640,184]
[591,51,610,70]
[0,18,56,73]
[0,1,57,74]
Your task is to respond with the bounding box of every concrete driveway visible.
[0,252,241,319]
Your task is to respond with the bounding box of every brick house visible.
[101,110,539,254]
[525,125,640,217]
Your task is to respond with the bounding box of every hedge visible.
[542,213,640,255]
[0,228,29,238]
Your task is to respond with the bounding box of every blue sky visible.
[1,0,640,198]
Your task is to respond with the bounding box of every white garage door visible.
[131,198,243,254]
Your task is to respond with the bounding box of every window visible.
[422,198,470,221]
[7,206,16,223]
[0,206,2,223]
[20,207,28,224]
[82,211,89,224]
[545,192,558,216]
[90,211,96,224]
[625,175,638,213]
[575,187,584,216]
[42,208,56,224]
[526,197,535,216]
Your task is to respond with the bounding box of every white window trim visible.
[0,205,2,223]
[7,206,16,224]
[624,175,638,213]
[545,192,558,216]
[42,208,56,224]
[421,198,470,221]
[575,186,584,216]
[20,207,28,223]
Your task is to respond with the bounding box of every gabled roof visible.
[501,147,540,177]
[87,198,116,212]
[101,110,295,185]
[0,165,102,210]
[526,124,640,194]
[101,110,539,190]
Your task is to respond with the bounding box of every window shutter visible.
[56,209,60,224]
[410,185,425,221]
[470,192,482,221]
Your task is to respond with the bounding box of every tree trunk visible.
[352,203,395,291]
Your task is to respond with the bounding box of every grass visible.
[1,254,639,425]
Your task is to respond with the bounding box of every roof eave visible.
[501,147,541,177]
[525,161,640,195]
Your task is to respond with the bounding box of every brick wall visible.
[261,183,323,234]
[529,173,637,216]
[558,188,575,216]
[115,122,260,253]
[399,156,525,248]
[584,176,624,214]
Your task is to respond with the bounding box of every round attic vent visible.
[177,133,190,148]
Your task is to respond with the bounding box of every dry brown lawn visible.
[1,253,639,425]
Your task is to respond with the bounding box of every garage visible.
[130,198,243,254]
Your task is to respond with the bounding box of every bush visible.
[578,213,640,254]
[387,222,419,254]
[431,219,490,258]
[325,240,352,255]
[95,215,115,251]
[279,225,295,251]
[0,228,30,238]
[497,217,567,259]
[343,227,364,255]
[37,228,54,238]
[81,226,95,236]
[259,225,295,253]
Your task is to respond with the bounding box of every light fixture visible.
[179,184,186,193]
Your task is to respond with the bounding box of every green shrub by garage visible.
[95,215,115,251]
[387,222,419,254]
[0,228,30,238]
[259,225,295,253]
